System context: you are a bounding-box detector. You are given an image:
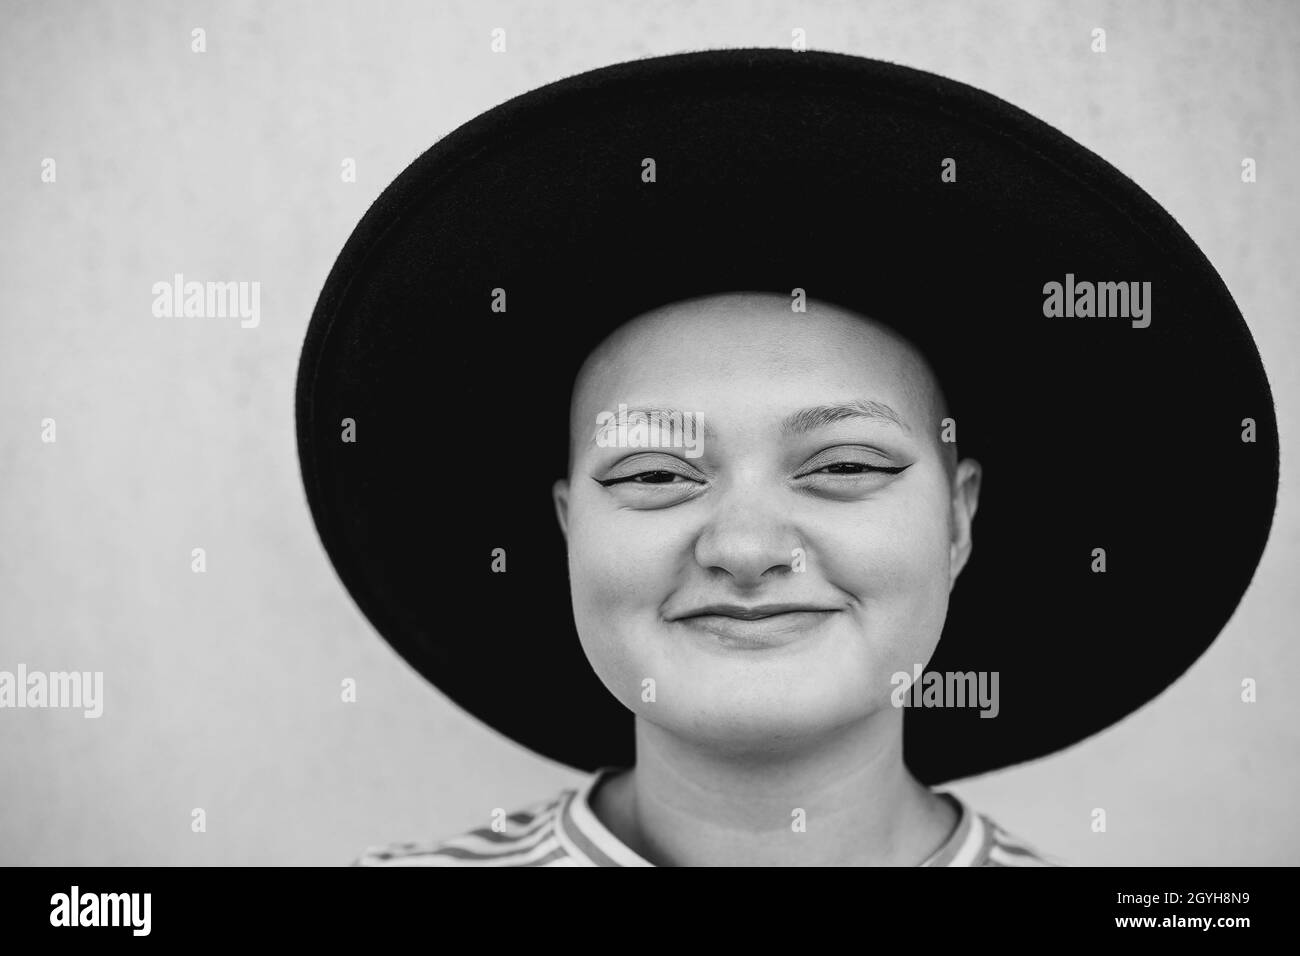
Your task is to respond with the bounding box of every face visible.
[553,292,981,754]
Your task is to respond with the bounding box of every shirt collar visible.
[918,790,988,866]
[556,766,654,866]
[555,766,988,866]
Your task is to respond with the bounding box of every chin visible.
[645,679,873,751]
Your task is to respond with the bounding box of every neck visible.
[593,712,957,866]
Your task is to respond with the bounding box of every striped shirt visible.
[352,767,1062,867]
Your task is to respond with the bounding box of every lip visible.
[675,603,838,621]
[671,604,840,649]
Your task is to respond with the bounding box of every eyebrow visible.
[586,399,908,449]
[589,406,717,446]
[782,399,910,435]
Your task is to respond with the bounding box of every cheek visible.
[565,501,684,701]
[816,485,953,690]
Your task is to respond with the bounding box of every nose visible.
[692,488,803,587]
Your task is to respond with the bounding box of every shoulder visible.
[350,788,578,867]
[976,813,1067,867]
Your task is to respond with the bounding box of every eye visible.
[807,462,908,476]
[592,453,706,489]
[793,446,913,487]
[595,470,699,487]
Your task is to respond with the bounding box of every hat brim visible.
[296,48,1278,784]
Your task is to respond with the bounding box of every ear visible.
[948,459,982,589]
[552,478,571,542]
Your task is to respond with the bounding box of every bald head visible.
[566,291,957,481]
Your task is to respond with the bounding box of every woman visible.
[295,49,1278,866]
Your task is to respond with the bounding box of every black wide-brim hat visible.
[296,48,1278,785]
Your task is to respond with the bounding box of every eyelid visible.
[594,473,702,490]
[597,453,705,482]
[799,444,901,472]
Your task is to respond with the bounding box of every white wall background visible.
[1,0,1297,865]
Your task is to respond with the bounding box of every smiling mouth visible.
[678,603,837,620]
[671,605,840,648]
